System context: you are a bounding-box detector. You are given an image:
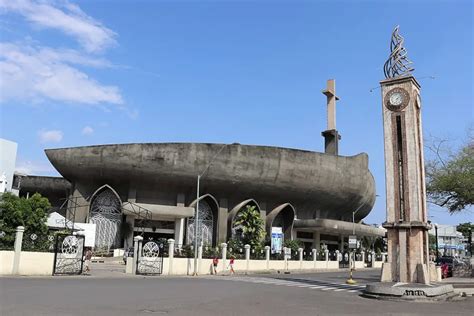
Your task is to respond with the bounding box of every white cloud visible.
[0,0,116,53]
[82,125,94,135]
[15,160,58,176]
[0,42,123,105]
[38,129,63,143]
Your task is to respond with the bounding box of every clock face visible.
[385,87,410,111]
[389,93,403,106]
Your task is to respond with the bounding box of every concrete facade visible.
[0,138,18,193]
[34,142,383,250]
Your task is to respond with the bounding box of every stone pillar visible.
[221,243,227,273]
[132,236,143,275]
[283,247,289,271]
[371,251,376,267]
[339,235,344,252]
[361,251,365,264]
[313,232,321,250]
[265,246,270,270]
[244,244,250,274]
[218,198,228,244]
[324,249,329,269]
[298,248,303,269]
[312,248,317,269]
[335,250,340,265]
[197,245,203,275]
[168,239,175,275]
[12,226,24,275]
[125,215,135,249]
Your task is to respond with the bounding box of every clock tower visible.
[380,26,431,284]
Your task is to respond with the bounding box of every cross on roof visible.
[322,79,339,131]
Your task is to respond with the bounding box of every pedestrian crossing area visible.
[206,276,367,294]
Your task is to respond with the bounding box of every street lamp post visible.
[193,143,239,276]
[347,203,365,284]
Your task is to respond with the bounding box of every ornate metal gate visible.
[339,251,350,268]
[136,240,165,275]
[365,252,373,267]
[53,234,85,275]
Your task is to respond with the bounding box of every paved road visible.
[1,270,473,316]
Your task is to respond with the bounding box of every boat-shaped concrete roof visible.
[45,143,376,220]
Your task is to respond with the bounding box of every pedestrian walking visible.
[84,248,92,274]
[212,256,219,275]
[228,256,235,275]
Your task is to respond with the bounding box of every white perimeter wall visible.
[0,251,54,275]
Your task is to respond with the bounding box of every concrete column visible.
[361,251,365,264]
[324,249,329,262]
[339,235,344,251]
[259,202,267,225]
[197,245,203,274]
[265,246,270,270]
[125,215,135,249]
[221,243,227,273]
[174,218,184,247]
[298,248,303,269]
[168,239,175,275]
[12,226,24,275]
[218,198,228,244]
[132,236,143,275]
[335,250,340,264]
[244,244,250,274]
[313,232,321,250]
[371,251,376,267]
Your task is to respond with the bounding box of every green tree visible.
[233,205,266,250]
[0,193,51,251]
[456,222,473,239]
[426,134,474,213]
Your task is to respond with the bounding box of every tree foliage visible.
[456,222,473,239]
[426,134,474,213]
[0,193,51,250]
[233,205,266,250]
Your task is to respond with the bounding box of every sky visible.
[0,0,472,225]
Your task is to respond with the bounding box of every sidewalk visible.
[441,277,474,296]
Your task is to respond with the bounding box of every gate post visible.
[324,249,329,269]
[312,249,317,269]
[132,236,143,275]
[298,248,303,269]
[168,239,175,275]
[283,247,288,272]
[221,243,227,273]
[12,226,25,275]
[265,246,270,270]
[371,251,376,267]
[197,244,203,274]
[244,244,250,274]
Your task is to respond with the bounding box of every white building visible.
[0,138,18,193]
[429,224,465,257]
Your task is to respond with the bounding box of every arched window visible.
[90,187,122,251]
[187,200,214,246]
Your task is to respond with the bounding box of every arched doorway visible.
[186,200,214,246]
[228,199,260,240]
[89,186,122,251]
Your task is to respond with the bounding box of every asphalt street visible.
[1,270,473,316]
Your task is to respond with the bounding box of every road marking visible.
[205,276,365,294]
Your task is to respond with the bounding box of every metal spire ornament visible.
[383,26,414,79]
